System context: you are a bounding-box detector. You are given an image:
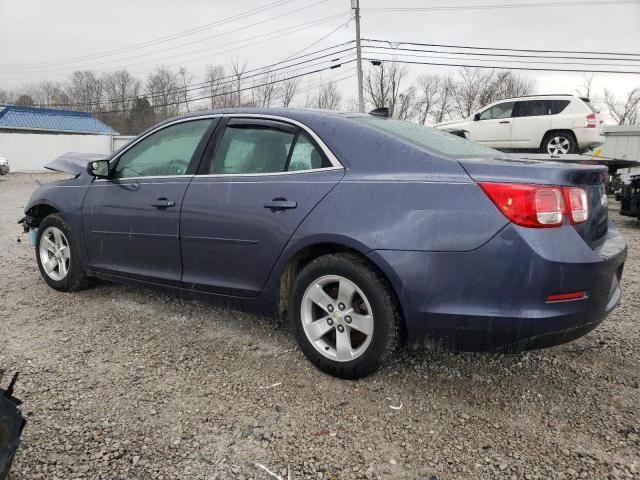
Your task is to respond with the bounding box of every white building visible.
[0,105,132,171]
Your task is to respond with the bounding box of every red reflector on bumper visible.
[546,291,587,302]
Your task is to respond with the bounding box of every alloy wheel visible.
[546,136,571,155]
[39,226,71,281]
[300,275,374,362]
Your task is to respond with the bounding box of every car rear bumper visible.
[369,221,627,352]
[575,127,605,149]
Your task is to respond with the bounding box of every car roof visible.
[492,94,585,103]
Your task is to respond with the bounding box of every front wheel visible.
[36,213,90,292]
[290,253,400,379]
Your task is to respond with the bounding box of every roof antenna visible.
[369,107,389,117]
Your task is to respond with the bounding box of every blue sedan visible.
[21,108,627,378]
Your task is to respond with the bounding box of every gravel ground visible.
[1,172,639,480]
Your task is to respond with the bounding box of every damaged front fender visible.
[45,151,110,177]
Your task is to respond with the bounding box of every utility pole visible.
[352,0,365,112]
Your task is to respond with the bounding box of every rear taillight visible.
[564,187,589,224]
[585,112,597,128]
[479,182,589,228]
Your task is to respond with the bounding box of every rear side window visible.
[549,100,571,114]
[356,117,500,158]
[513,100,547,117]
[210,124,331,174]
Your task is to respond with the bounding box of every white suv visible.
[434,95,604,154]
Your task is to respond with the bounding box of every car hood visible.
[45,152,109,177]
[434,119,470,129]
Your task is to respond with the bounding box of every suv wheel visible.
[542,132,577,155]
[290,253,400,379]
[36,213,90,292]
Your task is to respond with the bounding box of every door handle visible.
[264,198,297,211]
[499,121,511,124]
[151,198,176,208]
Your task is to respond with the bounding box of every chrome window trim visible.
[108,115,222,180]
[218,113,343,170]
[195,165,344,179]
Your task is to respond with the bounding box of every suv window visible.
[549,100,571,115]
[513,100,547,117]
[210,124,330,174]
[114,119,212,178]
[478,102,515,120]
[357,117,500,158]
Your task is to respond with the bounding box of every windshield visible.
[354,117,501,158]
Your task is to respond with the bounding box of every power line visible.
[3,0,332,74]
[362,56,640,75]
[100,60,356,114]
[364,0,639,12]
[364,38,640,58]
[363,46,640,68]
[362,43,640,63]
[1,0,296,69]
[50,45,355,109]
[0,14,350,81]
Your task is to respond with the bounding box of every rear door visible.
[180,116,344,297]
[467,101,514,148]
[82,117,217,282]
[510,100,552,149]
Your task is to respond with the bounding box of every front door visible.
[180,117,344,297]
[82,118,217,282]
[468,101,515,149]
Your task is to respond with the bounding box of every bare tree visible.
[450,68,535,119]
[311,82,342,110]
[229,59,248,107]
[415,74,442,124]
[177,66,194,113]
[28,80,66,107]
[280,76,298,107]
[604,87,640,125]
[364,62,406,116]
[66,70,104,112]
[103,69,141,113]
[251,70,281,107]
[576,73,595,99]
[204,64,231,109]
[395,86,416,120]
[146,66,180,117]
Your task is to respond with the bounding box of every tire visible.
[35,213,90,292]
[541,132,577,155]
[290,253,400,379]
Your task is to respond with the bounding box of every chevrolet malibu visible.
[21,108,627,379]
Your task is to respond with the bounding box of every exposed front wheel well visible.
[278,243,406,339]
[24,204,60,229]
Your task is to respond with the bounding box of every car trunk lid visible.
[459,156,609,249]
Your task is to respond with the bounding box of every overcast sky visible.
[1,0,639,110]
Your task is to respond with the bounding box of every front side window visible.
[114,119,212,179]
[478,102,515,120]
[210,123,331,174]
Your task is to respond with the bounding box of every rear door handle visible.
[264,198,297,210]
[499,120,511,124]
[151,198,176,208]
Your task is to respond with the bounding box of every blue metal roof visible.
[0,105,116,134]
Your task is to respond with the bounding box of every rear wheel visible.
[290,253,400,379]
[36,213,90,292]
[542,132,577,155]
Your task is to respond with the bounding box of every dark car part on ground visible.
[620,175,640,220]
[0,371,26,480]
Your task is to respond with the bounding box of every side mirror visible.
[473,113,481,122]
[88,159,110,178]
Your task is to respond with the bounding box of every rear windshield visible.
[355,117,501,158]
